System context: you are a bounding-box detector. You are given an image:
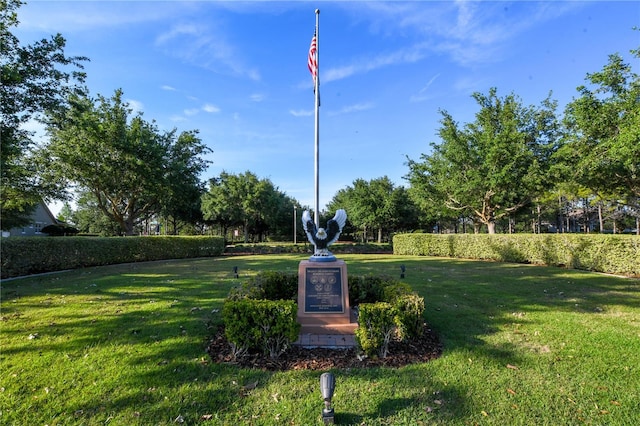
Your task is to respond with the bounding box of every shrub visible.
[355,302,397,358]
[381,281,414,304]
[41,224,79,236]
[223,242,392,255]
[393,294,425,340]
[226,281,266,301]
[252,271,298,301]
[393,233,640,276]
[348,274,399,305]
[227,271,298,301]
[0,236,225,278]
[222,299,300,359]
[223,271,427,361]
[222,300,257,359]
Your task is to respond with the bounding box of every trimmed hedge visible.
[223,271,427,359]
[227,271,298,302]
[0,236,225,279]
[224,242,392,255]
[393,233,640,276]
[229,271,416,307]
[355,302,397,358]
[222,299,300,359]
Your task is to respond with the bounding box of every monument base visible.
[297,259,357,336]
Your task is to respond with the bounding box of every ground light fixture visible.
[320,372,335,424]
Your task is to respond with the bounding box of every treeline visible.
[405,49,639,235]
[2,0,638,241]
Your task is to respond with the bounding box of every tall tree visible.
[44,89,210,235]
[406,88,560,234]
[160,130,210,234]
[201,173,244,241]
[559,46,640,229]
[70,191,123,236]
[1,0,87,229]
[328,177,417,242]
[201,171,293,242]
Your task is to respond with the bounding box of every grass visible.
[1,254,639,425]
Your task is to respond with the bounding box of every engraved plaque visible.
[303,267,343,313]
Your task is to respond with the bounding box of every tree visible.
[406,88,560,234]
[201,171,295,242]
[44,89,211,235]
[559,46,640,232]
[327,177,418,242]
[201,173,244,241]
[56,202,74,223]
[70,191,123,236]
[160,131,210,234]
[1,0,87,230]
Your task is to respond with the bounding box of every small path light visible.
[233,266,238,278]
[320,372,335,424]
[400,264,406,279]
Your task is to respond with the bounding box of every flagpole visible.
[313,9,320,227]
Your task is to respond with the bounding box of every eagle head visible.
[316,228,327,239]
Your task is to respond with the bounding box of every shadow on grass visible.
[2,255,638,424]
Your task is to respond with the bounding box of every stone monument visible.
[297,209,357,335]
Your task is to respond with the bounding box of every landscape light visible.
[320,372,335,424]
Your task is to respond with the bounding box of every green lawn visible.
[1,254,639,425]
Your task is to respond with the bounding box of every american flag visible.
[308,32,317,84]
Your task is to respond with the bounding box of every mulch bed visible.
[206,326,443,371]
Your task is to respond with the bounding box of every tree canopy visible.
[559,49,640,211]
[327,176,418,242]
[406,88,560,234]
[43,89,211,235]
[201,171,298,242]
[1,0,87,230]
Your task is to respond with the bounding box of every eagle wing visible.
[301,210,318,245]
[325,209,347,246]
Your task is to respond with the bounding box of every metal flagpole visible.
[313,9,320,227]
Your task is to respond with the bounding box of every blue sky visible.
[16,1,639,213]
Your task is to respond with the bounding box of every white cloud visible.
[203,104,221,113]
[289,109,313,117]
[410,73,441,103]
[184,108,200,116]
[452,76,490,96]
[17,1,195,33]
[324,46,426,84]
[161,85,176,91]
[339,1,584,70]
[156,22,260,81]
[250,93,265,102]
[328,102,374,116]
[126,99,144,114]
[169,115,187,122]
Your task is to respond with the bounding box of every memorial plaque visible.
[304,267,343,313]
[297,259,355,334]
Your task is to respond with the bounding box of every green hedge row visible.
[223,242,392,255]
[393,233,640,276]
[1,236,225,279]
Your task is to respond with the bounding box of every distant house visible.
[2,201,59,237]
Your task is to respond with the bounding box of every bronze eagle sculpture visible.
[302,209,347,260]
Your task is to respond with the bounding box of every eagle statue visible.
[302,209,347,261]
